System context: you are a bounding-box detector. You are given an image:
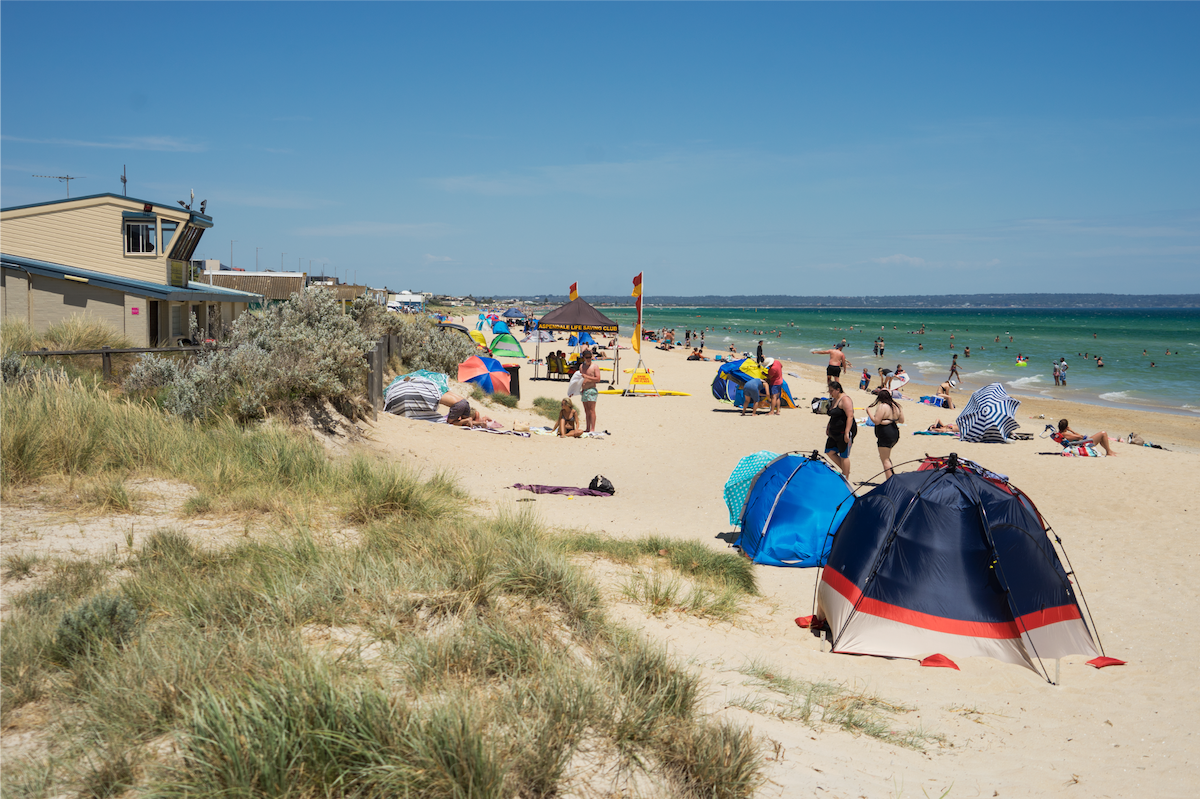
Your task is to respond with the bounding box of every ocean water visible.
[597,307,1200,416]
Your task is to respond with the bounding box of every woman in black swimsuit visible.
[866,389,905,479]
[824,381,856,479]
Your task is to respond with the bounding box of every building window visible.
[160,220,178,253]
[125,222,157,254]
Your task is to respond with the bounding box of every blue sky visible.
[3,2,1197,297]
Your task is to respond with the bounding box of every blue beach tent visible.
[711,359,798,409]
[734,452,855,567]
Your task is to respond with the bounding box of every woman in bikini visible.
[866,388,905,479]
[556,398,584,438]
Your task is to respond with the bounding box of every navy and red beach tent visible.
[814,455,1109,680]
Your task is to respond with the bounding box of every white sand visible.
[369,341,1200,798]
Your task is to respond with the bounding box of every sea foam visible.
[1099,391,1134,402]
[1007,375,1045,388]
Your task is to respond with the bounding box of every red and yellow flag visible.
[569,282,578,301]
[631,272,643,353]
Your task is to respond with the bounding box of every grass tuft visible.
[568,532,757,595]
[3,552,40,580]
[734,661,944,751]
[181,493,213,516]
[532,396,562,421]
[345,457,460,523]
[80,475,139,513]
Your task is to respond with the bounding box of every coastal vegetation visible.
[1,373,769,798]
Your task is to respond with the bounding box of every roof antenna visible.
[120,165,127,196]
[33,174,85,198]
[947,452,959,473]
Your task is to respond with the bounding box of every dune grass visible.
[566,531,758,595]
[532,396,562,420]
[0,379,773,798]
[729,660,946,752]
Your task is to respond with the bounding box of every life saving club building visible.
[1,193,261,346]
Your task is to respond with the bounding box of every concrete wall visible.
[31,274,125,335]
[1,267,30,321]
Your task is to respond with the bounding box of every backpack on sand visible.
[811,398,832,415]
[588,475,615,495]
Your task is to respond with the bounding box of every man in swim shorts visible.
[814,344,849,388]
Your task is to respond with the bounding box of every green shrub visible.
[122,353,183,392]
[409,326,477,375]
[53,592,139,665]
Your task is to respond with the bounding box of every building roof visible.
[1,193,213,229]
[200,272,307,301]
[1,253,262,303]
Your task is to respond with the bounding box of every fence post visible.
[102,346,112,382]
[368,340,385,419]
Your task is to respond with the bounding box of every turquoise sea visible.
[597,307,1200,416]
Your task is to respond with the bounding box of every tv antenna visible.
[33,174,85,198]
[120,165,127,196]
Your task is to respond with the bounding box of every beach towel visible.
[462,427,531,438]
[914,430,956,436]
[919,396,947,408]
[510,484,612,497]
[1060,443,1101,457]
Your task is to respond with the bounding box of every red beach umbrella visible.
[458,355,511,394]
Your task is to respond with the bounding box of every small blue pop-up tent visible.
[733,452,855,567]
[491,320,511,335]
[568,331,597,347]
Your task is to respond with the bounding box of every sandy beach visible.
[369,336,1200,798]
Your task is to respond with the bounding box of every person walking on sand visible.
[578,350,602,432]
[813,344,850,388]
[824,381,856,479]
[866,388,905,479]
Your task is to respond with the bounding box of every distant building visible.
[1,193,261,345]
[387,290,425,312]
[200,270,307,306]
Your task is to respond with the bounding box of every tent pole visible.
[614,340,620,387]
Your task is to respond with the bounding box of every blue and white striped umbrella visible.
[956,383,1021,443]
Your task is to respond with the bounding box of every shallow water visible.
[598,306,1200,416]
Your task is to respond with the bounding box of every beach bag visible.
[566,371,584,397]
[588,475,615,495]
[811,398,832,415]
[1128,432,1145,446]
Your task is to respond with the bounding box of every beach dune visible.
[371,341,1200,797]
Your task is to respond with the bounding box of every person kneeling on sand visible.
[1057,419,1118,456]
[556,398,584,438]
[445,394,496,428]
[936,382,954,409]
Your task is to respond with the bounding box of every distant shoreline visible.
[500,294,1200,310]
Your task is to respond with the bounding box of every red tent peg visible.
[920,654,960,670]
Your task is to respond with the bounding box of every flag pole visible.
[624,272,659,397]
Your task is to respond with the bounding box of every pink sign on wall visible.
[131,308,140,315]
